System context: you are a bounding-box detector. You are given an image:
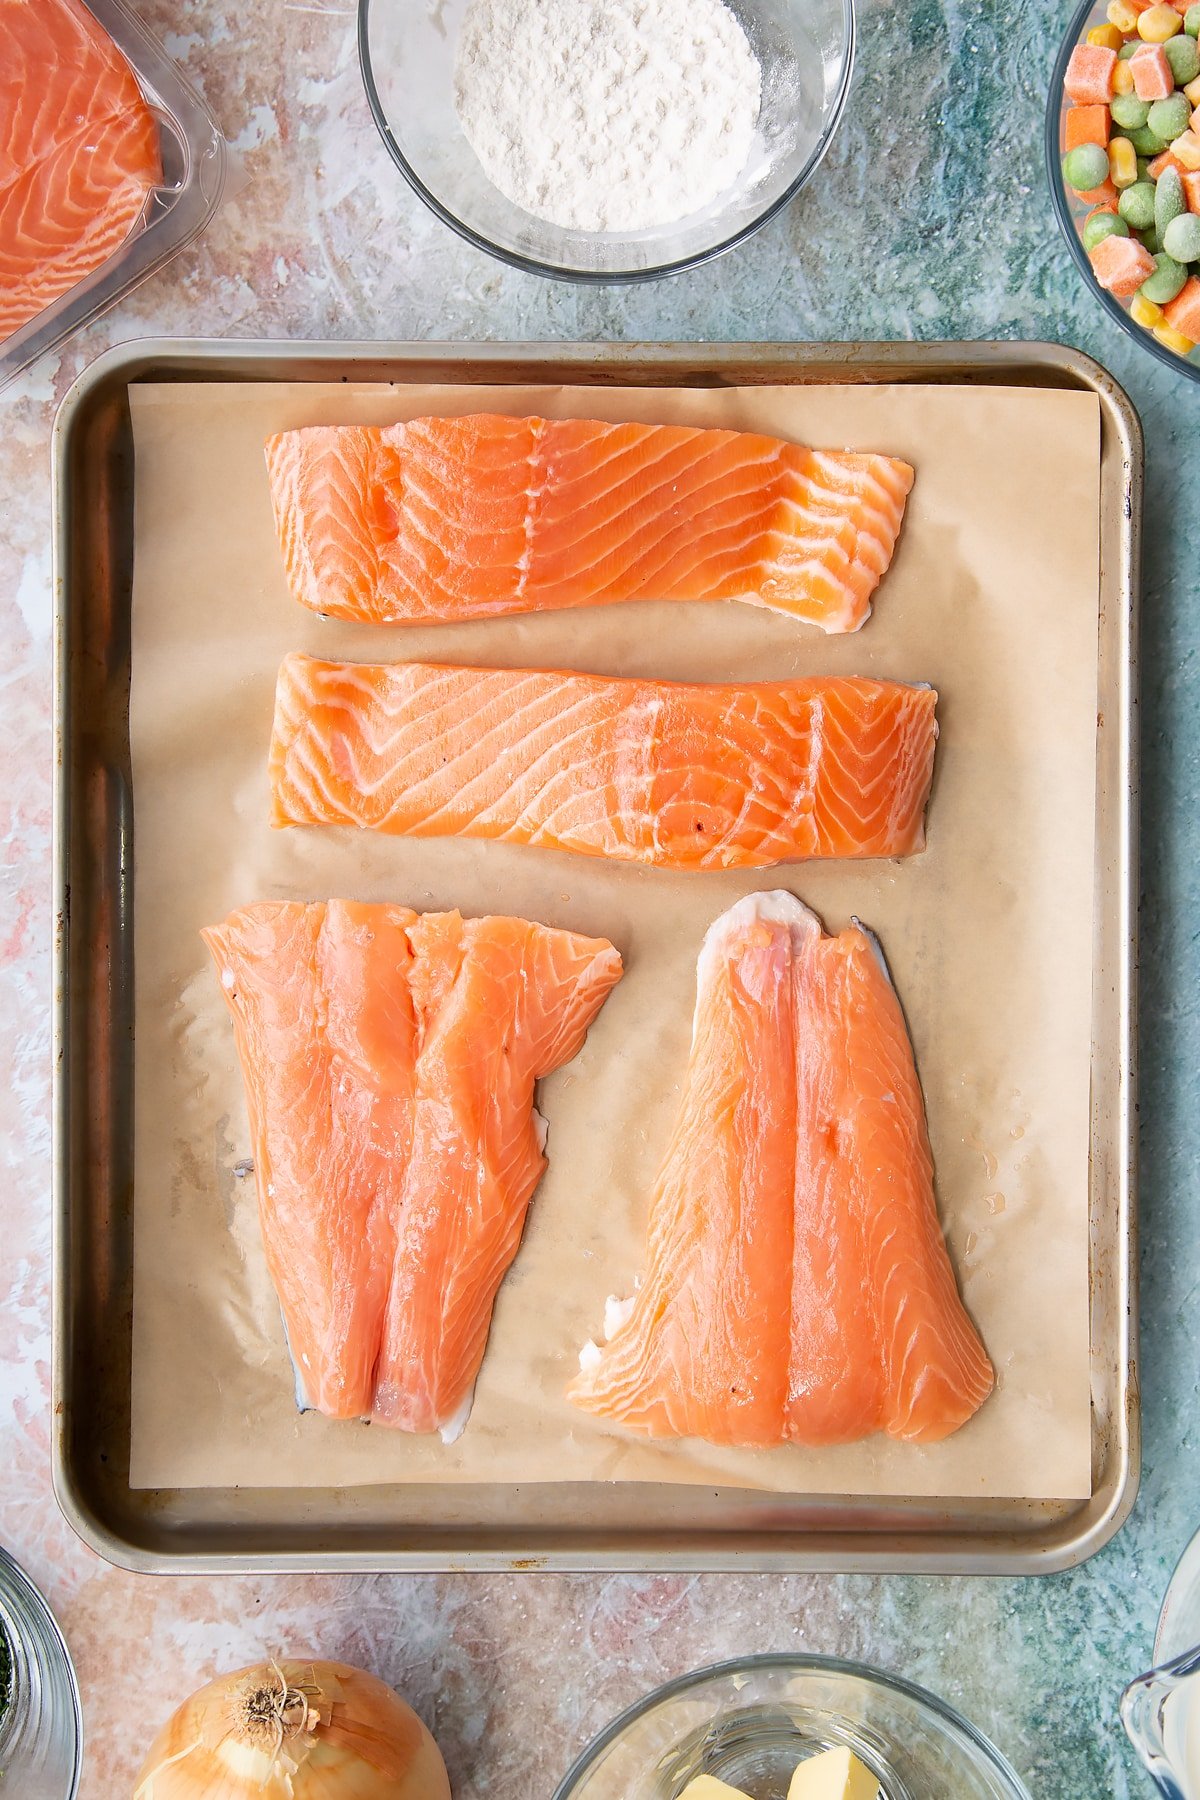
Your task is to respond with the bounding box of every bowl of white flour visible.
[358,0,854,281]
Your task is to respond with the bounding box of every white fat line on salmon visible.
[438,1387,476,1446]
[578,1287,640,1371]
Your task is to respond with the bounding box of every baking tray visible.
[51,339,1140,1574]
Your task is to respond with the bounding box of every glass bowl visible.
[552,1654,1032,1799]
[1046,0,1200,384]
[0,1549,82,1800]
[358,0,855,283]
[1120,1524,1200,1799]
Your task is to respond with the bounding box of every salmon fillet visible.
[264,415,915,633]
[269,654,938,870]
[203,900,622,1437]
[567,893,993,1448]
[0,0,162,344]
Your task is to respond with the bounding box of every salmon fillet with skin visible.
[203,900,622,1438]
[0,0,161,344]
[264,415,915,633]
[567,894,993,1448]
[269,654,939,871]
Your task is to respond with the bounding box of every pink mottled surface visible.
[0,2,1171,1796]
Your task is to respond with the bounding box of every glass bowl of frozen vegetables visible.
[1049,0,1200,379]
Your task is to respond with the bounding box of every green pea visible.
[1138,156,1153,179]
[1141,250,1189,301]
[1186,3,1200,36]
[1166,33,1200,81]
[1119,180,1159,228]
[1083,211,1130,251]
[1062,143,1111,191]
[1128,124,1170,155]
[1156,165,1186,236]
[1149,93,1192,143]
[1118,38,1143,57]
[1111,94,1152,130]
[1142,225,1162,254]
[1164,211,1200,260]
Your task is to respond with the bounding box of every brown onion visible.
[133,1658,451,1799]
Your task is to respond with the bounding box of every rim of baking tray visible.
[356,0,856,285]
[1046,0,1200,385]
[549,1652,1032,1799]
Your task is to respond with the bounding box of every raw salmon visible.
[203,900,622,1437]
[269,654,938,870]
[0,0,162,344]
[567,893,993,1447]
[264,415,915,633]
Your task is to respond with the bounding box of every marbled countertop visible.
[2,1,1196,1795]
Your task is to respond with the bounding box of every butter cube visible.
[677,1779,751,1800]
[788,1746,880,1800]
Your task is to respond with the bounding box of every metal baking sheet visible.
[50,339,1140,1574]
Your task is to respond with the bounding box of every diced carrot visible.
[1149,148,1189,178]
[1079,176,1121,206]
[1131,43,1175,98]
[1089,233,1157,295]
[1164,274,1200,336]
[1066,103,1112,150]
[1085,203,1120,225]
[1183,170,1200,211]
[1065,42,1118,103]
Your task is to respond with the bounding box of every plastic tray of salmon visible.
[0,0,227,392]
[51,339,1140,1573]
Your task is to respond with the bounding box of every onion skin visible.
[133,1659,452,1799]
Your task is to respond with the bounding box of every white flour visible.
[452,0,762,233]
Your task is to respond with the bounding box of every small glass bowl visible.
[1046,0,1200,384]
[358,0,855,284]
[0,1549,83,1800]
[552,1654,1032,1799]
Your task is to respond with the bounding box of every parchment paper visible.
[128,378,1100,1499]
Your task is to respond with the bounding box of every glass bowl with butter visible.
[358,0,854,283]
[552,1655,1031,1800]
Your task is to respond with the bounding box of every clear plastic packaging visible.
[0,0,228,392]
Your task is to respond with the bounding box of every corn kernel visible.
[1108,0,1140,29]
[1139,1,1185,36]
[1110,136,1140,184]
[1172,130,1200,167]
[1184,73,1200,105]
[1089,20,1126,45]
[1114,58,1137,93]
[1131,293,1164,325]
[1154,320,1196,351]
